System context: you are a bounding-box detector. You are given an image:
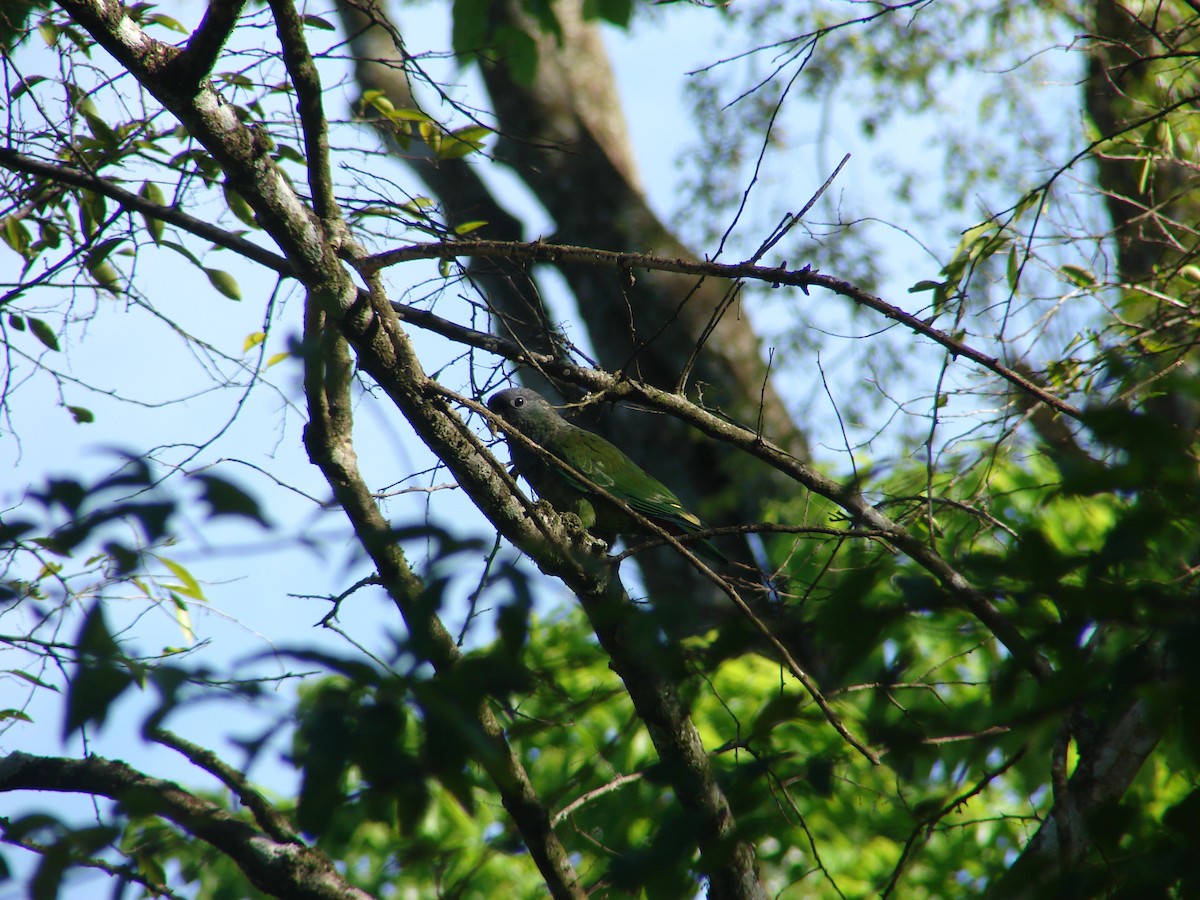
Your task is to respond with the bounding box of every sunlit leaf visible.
[204,268,242,300]
[157,556,206,601]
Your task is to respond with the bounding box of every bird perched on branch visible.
[487,387,726,565]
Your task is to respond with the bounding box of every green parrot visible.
[487,387,726,564]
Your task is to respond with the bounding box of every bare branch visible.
[363,239,1083,420]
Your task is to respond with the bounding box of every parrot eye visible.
[512,396,525,408]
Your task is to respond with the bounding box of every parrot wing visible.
[549,429,704,531]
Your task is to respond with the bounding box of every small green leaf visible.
[243,331,266,352]
[157,556,206,600]
[86,238,124,269]
[67,406,95,424]
[582,0,633,26]
[265,351,291,368]
[1060,265,1096,288]
[222,185,258,229]
[29,317,60,351]
[145,13,188,33]
[8,314,25,331]
[303,14,336,30]
[436,125,492,160]
[82,110,119,148]
[160,240,202,268]
[11,76,48,101]
[3,669,59,691]
[204,268,242,300]
[384,107,436,123]
[89,261,122,295]
[0,709,32,723]
[169,593,196,645]
[2,216,32,258]
[454,220,488,235]
[138,181,167,243]
[908,280,943,294]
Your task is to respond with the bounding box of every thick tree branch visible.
[0,751,374,900]
[300,305,587,897]
[175,0,246,87]
[151,728,299,844]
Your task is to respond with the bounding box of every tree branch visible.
[176,0,247,86]
[0,148,294,277]
[0,751,374,900]
[364,239,1083,420]
[269,0,338,225]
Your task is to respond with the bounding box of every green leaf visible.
[1060,265,1096,288]
[138,180,167,243]
[222,185,258,229]
[157,555,206,601]
[582,0,633,26]
[169,592,195,645]
[303,14,336,30]
[454,220,488,236]
[11,75,48,101]
[436,125,492,160]
[64,602,134,737]
[908,279,943,294]
[144,13,188,33]
[3,669,59,691]
[28,317,60,351]
[8,314,25,331]
[204,268,242,300]
[451,0,491,60]
[0,709,33,723]
[383,107,436,123]
[85,237,124,268]
[243,331,266,352]
[192,473,269,526]
[494,26,539,86]
[88,260,122,295]
[2,215,32,258]
[160,240,202,268]
[67,406,95,424]
[82,110,119,148]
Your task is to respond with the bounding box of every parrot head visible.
[487,388,566,443]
